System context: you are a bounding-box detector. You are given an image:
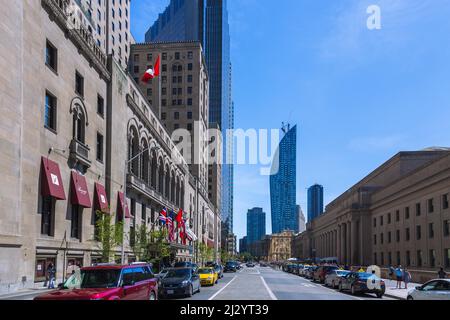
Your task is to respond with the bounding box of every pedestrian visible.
[438,267,447,279]
[389,265,395,280]
[403,268,411,289]
[47,263,56,289]
[395,265,403,289]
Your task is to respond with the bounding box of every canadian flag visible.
[141,55,160,83]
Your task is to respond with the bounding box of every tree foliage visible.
[93,211,123,263]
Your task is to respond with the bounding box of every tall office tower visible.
[297,205,306,233]
[67,0,131,68]
[145,0,205,45]
[246,208,266,245]
[239,236,248,253]
[144,0,234,240]
[129,42,210,190]
[270,124,298,234]
[307,184,324,222]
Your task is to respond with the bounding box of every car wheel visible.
[351,285,356,296]
[149,291,157,301]
[188,285,193,297]
[338,283,343,292]
[376,292,383,299]
[331,281,335,289]
[407,296,413,301]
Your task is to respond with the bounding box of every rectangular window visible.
[141,204,146,226]
[188,63,193,71]
[406,251,411,267]
[405,207,410,219]
[187,75,193,83]
[373,218,376,227]
[429,223,434,239]
[187,123,192,131]
[45,40,58,72]
[71,205,82,240]
[41,196,54,236]
[388,231,392,243]
[396,230,400,242]
[134,66,139,74]
[162,64,167,72]
[188,98,193,106]
[396,210,400,222]
[187,112,193,119]
[428,198,434,213]
[147,88,153,96]
[373,234,377,245]
[75,71,84,97]
[97,94,104,117]
[443,194,449,210]
[380,216,384,226]
[174,112,180,120]
[380,233,384,244]
[429,250,436,267]
[175,52,180,60]
[417,250,423,267]
[396,251,401,266]
[162,53,167,60]
[147,54,152,61]
[188,51,193,59]
[406,228,410,241]
[416,203,421,216]
[444,220,450,237]
[44,91,57,131]
[161,112,166,120]
[96,132,104,162]
[416,225,421,240]
[162,88,167,95]
[388,213,391,224]
[188,87,193,94]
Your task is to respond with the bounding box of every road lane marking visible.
[208,275,237,300]
[260,276,278,300]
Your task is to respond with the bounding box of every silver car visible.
[407,279,450,300]
[325,270,351,288]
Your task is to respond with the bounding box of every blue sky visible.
[131,0,450,244]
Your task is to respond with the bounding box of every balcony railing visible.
[41,0,110,80]
[69,139,91,168]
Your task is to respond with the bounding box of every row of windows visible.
[373,249,450,268]
[374,220,450,245]
[161,111,193,120]
[147,87,194,96]
[373,195,450,227]
[133,51,194,63]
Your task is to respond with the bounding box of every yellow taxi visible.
[198,267,219,286]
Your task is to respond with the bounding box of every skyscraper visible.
[297,205,306,233]
[307,184,324,222]
[144,0,234,242]
[247,208,266,245]
[270,124,297,234]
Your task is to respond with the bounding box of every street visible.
[174,266,395,301]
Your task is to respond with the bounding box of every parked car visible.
[224,261,238,272]
[313,266,339,283]
[407,279,450,300]
[159,268,201,299]
[325,270,351,288]
[338,272,385,298]
[246,262,255,268]
[198,267,218,286]
[214,264,224,279]
[305,266,318,279]
[298,265,310,277]
[156,269,169,280]
[34,263,158,300]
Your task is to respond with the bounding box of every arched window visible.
[164,164,170,199]
[128,127,139,176]
[158,158,164,194]
[140,139,149,184]
[170,171,175,203]
[72,104,86,144]
[181,182,185,209]
[151,150,157,189]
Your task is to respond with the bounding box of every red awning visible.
[94,183,109,213]
[70,171,92,208]
[117,192,131,219]
[41,157,66,200]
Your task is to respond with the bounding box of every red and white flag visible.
[141,55,160,83]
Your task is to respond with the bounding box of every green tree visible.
[130,224,152,262]
[93,211,123,263]
[147,228,171,273]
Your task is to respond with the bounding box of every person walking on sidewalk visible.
[403,268,412,289]
[47,263,56,289]
[395,265,403,289]
[438,267,447,279]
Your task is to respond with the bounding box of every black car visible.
[159,268,201,299]
[224,261,238,272]
[338,272,386,298]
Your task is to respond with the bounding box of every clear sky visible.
[131,0,450,245]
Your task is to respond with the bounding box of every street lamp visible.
[121,142,160,264]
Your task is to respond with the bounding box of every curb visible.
[384,293,406,300]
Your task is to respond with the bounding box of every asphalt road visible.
[172,266,395,301]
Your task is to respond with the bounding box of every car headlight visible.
[181,280,189,286]
[207,276,213,280]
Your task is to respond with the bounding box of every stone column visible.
[347,221,352,265]
[337,225,342,263]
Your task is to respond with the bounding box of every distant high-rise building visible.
[239,236,248,253]
[144,0,234,244]
[270,124,297,233]
[247,208,266,245]
[307,184,324,222]
[297,205,306,233]
[145,0,205,45]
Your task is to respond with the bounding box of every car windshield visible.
[337,270,351,276]
[358,273,376,279]
[198,268,213,274]
[165,269,191,278]
[64,269,121,289]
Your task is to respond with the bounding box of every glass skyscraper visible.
[307,184,324,222]
[247,208,266,245]
[270,125,297,234]
[144,0,234,238]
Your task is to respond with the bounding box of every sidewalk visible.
[0,286,53,300]
[382,278,421,300]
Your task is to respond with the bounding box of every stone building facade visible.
[0,0,220,294]
[293,150,450,283]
